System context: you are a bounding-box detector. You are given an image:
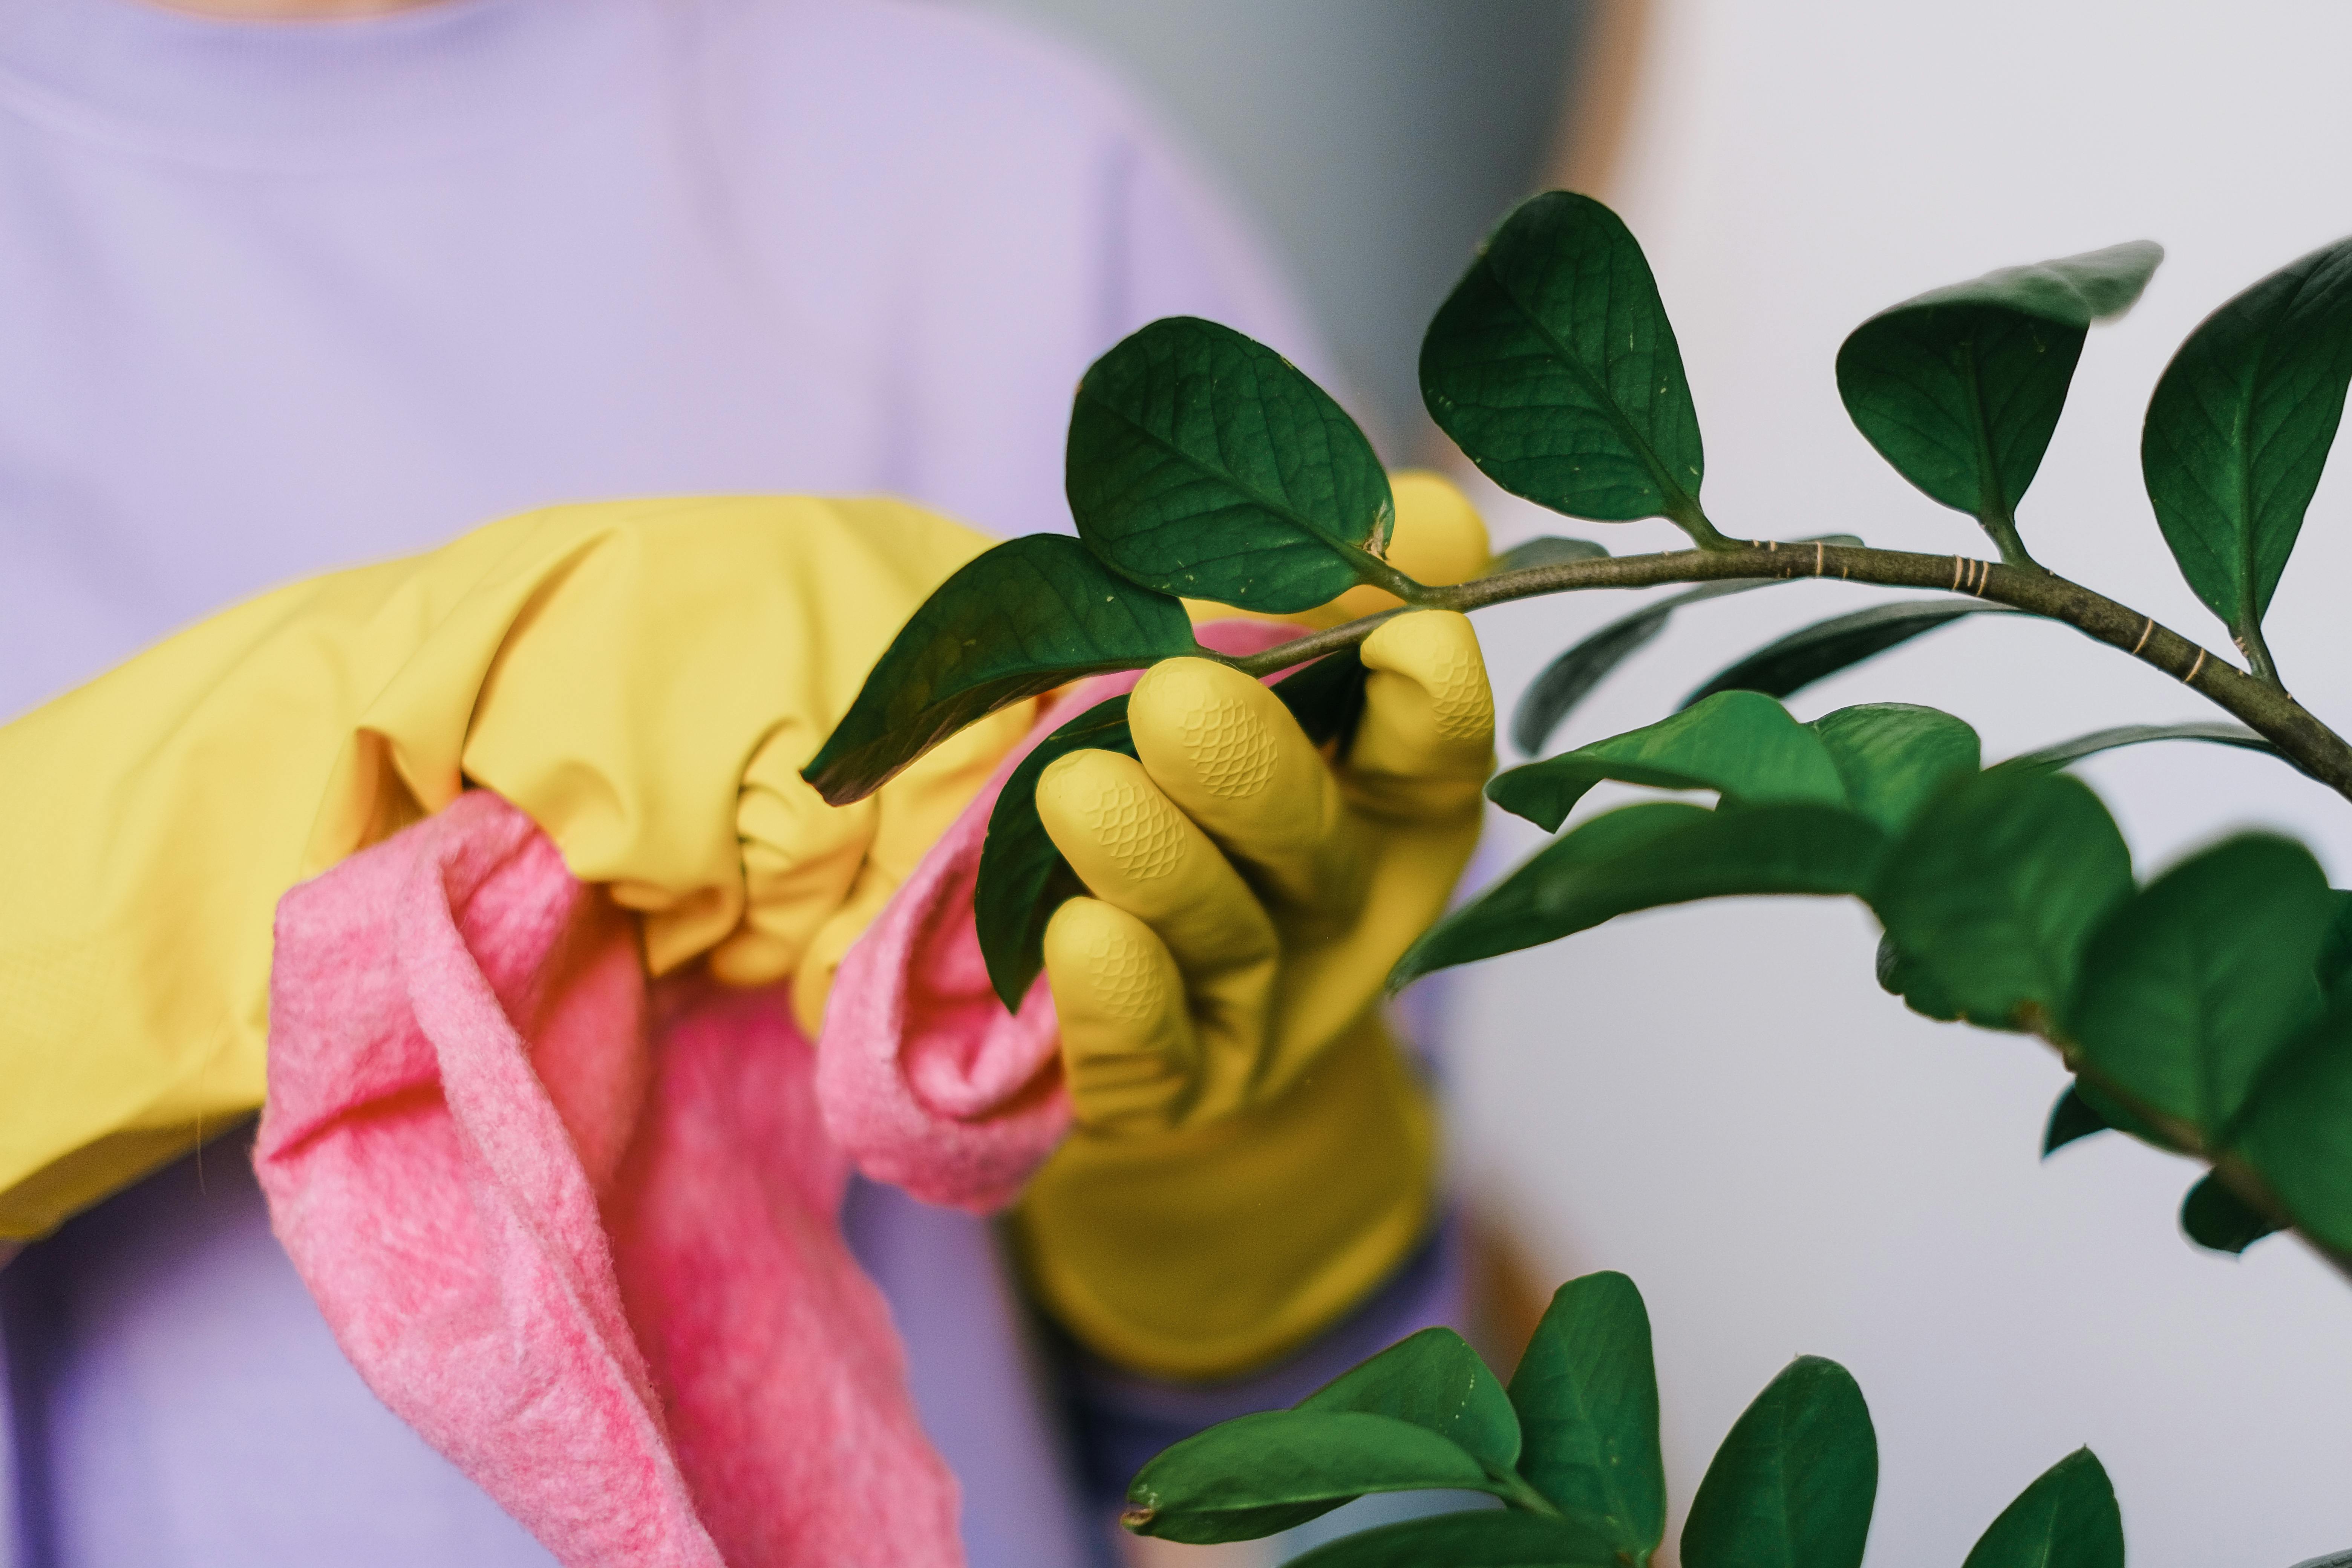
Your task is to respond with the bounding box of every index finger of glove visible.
[1125,656,1352,911]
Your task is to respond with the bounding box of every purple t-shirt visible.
[0,3,1459,1563]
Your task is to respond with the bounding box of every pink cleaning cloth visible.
[253,619,1297,1567]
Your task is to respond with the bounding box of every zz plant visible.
[807,188,2352,1563]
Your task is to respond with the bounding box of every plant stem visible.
[1220,539,2352,804]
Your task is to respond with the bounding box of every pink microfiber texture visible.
[253,619,1296,1567]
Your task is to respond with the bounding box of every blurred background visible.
[944,1,2352,1564]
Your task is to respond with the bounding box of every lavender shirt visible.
[0,2,1460,1564]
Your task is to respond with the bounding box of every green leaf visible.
[802,536,1194,804]
[1421,191,1712,537]
[1869,771,2132,1031]
[1485,536,1611,575]
[1876,931,1965,1023]
[1995,720,2281,774]
[2064,835,2332,1132]
[2181,1173,2282,1255]
[1274,647,1372,755]
[1509,1272,1666,1557]
[2228,989,2352,1252]
[1122,1410,1498,1543]
[1286,1510,1625,1568]
[1067,316,1395,612]
[1392,802,1883,990]
[1510,536,1860,756]
[1681,1357,1877,1568]
[1681,601,2021,710]
[2318,890,2352,997]
[2142,235,2352,666]
[1960,1448,2123,1568]
[2073,1075,2191,1156]
[1808,704,1981,836]
[2043,1085,2111,1157]
[973,696,1137,1009]
[1301,1328,1522,1476]
[1489,691,1847,833]
[1838,241,2161,562]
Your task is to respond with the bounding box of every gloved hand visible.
[1010,472,1496,1380]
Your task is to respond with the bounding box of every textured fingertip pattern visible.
[1179,691,1279,798]
[1078,923,1167,1024]
[1081,774,1188,881]
[1426,639,1493,741]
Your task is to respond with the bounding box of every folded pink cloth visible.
[253,620,1297,1566]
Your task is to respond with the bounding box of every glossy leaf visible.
[1994,720,2282,775]
[2229,990,2352,1252]
[2065,835,2332,1131]
[1680,600,2020,710]
[1301,1328,1522,1476]
[1681,1357,1877,1568]
[1870,771,2132,1031]
[1122,1410,1497,1544]
[2181,1173,2282,1255]
[2043,1085,2111,1156]
[1287,1510,1624,1568]
[1422,191,1707,530]
[1808,704,1981,835]
[1068,316,1394,612]
[1510,536,1860,755]
[973,696,1138,1009]
[2142,235,2352,652]
[1839,242,2161,557]
[803,537,1193,804]
[1489,691,1847,833]
[1960,1448,2122,1568]
[1508,1272,1666,1557]
[1392,802,1883,989]
[1485,536,1611,575]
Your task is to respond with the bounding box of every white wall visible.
[1451,3,2352,1565]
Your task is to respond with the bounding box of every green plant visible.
[805,188,2352,1560]
[1120,1270,2120,1568]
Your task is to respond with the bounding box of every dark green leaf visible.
[1392,802,1883,990]
[2142,236,2352,652]
[1510,537,1860,756]
[1421,191,1707,530]
[1870,771,2132,1031]
[2288,1551,2352,1568]
[803,536,1193,804]
[1301,1328,1522,1476]
[2073,1075,2191,1156]
[1068,316,1393,612]
[1839,242,2161,559]
[1275,647,1372,755]
[1875,931,1965,1023]
[2043,1085,2111,1157]
[2181,1173,2283,1255]
[1808,704,1981,835]
[2065,835,2332,1132]
[1509,1272,1665,1556]
[1996,721,2280,774]
[1489,691,1846,833]
[1286,1510,1624,1568]
[1960,1448,2123,1568]
[974,696,1137,1009]
[1681,601,2021,710]
[1485,536,1611,575]
[1122,1410,1497,1543]
[2318,891,2352,997]
[1681,1357,1877,1568]
[2229,989,2352,1252]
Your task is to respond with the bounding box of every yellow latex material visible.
[1013,475,1496,1380]
[0,495,1031,1240]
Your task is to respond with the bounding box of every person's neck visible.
[144,0,444,17]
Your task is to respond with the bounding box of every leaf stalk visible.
[1217,540,2352,802]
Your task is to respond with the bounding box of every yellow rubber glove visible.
[0,495,1031,1239]
[1010,472,1495,1380]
